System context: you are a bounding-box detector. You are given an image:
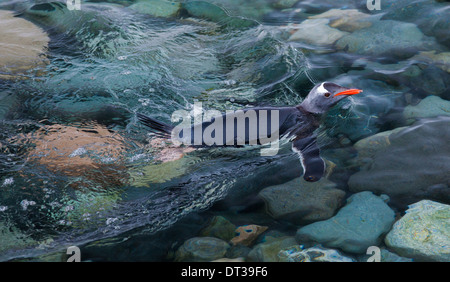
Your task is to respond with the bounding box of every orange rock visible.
[25,123,130,189]
[230,225,268,247]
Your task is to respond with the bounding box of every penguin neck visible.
[296,104,324,118]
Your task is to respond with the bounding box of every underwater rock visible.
[0,221,37,256]
[247,236,297,262]
[225,244,252,259]
[357,247,413,262]
[0,88,20,120]
[183,0,228,22]
[295,0,360,14]
[182,1,258,29]
[230,225,268,247]
[411,51,450,73]
[288,19,349,46]
[129,0,181,17]
[206,0,273,21]
[385,200,450,262]
[348,116,450,207]
[258,177,345,225]
[352,126,409,162]
[199,216,236,241]
[0,10,49,80]
[175,237,230,262]
[271,0,299,9]
[296,191,395,254]
[278,245,355,262]
[403,96,450,124]
[309,9,372,32]
[26,123,129,187]
[377,0,450,46]
[336,20,437,59]
[128,138,195,186]
[211,257,245,262]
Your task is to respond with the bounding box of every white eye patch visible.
[317,82,328,94]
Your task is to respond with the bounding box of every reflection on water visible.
[0,0,449,261]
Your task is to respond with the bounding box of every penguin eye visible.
[324,92,331,98]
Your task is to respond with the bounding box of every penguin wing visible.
[291,136,325,182]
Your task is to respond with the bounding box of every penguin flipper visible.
[291,136,325,182]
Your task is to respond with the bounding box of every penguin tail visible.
[137,113,174,139]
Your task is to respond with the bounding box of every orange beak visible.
[334,89,363,97]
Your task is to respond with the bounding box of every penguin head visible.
[300,82,362,114]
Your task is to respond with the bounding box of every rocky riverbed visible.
[0,0,448,262]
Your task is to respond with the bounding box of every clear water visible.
[0,0,448,261]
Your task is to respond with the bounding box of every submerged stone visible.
[296,191,395,254]
[199,216,236,241]
[182,1,258,29]
[258,177,345,225]
[309,8,372,32]
[0,10,49,80]
[348,116,450,207]
[385,200,450,261]
[411,51,450,73]
[288,19,349,46]
[336,20,437,59]
[230,225,268,247]
[175,237,230,262]
[403,95,450,123]
[130,0,181,18]
[247,236,297,262]
[278,245,355,262]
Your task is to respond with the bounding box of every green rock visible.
[358,248,413,262]
[247,236,297,262]
[182,1,258,29]
[199,216,236,241]
[182,1,228,22]
[296,192,395,254]
[385,200,450,262]
[403,96,450,124]
[175,237,230,262]
[258,177,345,225]
[130,0,181,18]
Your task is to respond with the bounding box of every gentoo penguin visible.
[137,82,362,182]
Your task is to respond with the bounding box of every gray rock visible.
[385,200,450,262]
[175,237,230,262]
[336,20,437,58]
[247,236,297,262]
[288,19,349,46]
[182,1,258,28]
[357,248,413,262]
[278,245,355,262]
[296,191,396,254]
[403,96,450,124]
[258,177,345,225]
[349,116,450,207]
[129,0,181,18]
[0,10,49,80]
[225,244,252,259]
[199,216,236,241]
